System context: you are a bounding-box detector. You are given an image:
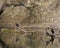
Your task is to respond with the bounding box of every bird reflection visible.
[45,28,55,48]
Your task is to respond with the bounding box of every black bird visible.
[0,5,5,15]
[0,9,4,15]
[15,23,19,27]
[51,28,54,34]
[0,4,6,15]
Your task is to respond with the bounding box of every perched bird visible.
[0,0,6,15]
[0,8,4,15]
[15,23,19,27]
[51,28,54,34]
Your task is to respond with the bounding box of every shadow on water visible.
[0,38,8,48]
